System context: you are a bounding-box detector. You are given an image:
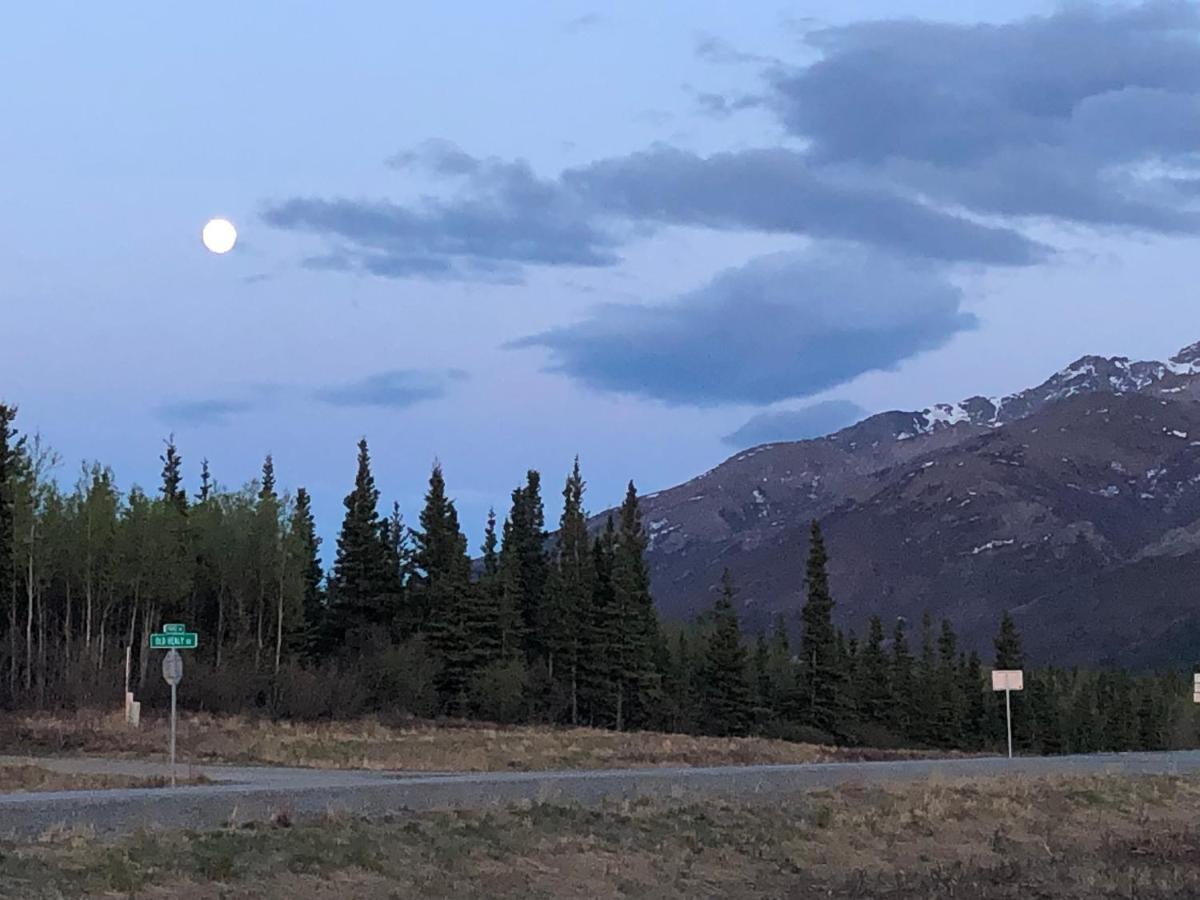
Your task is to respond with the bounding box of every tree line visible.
[0,402,1194,754]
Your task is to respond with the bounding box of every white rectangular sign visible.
[992,669,1024,691]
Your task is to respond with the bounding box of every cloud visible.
[262,148,621,282]
[694,34,774,66]
[314,369,467,409]
[767,1,1200,231]
[563,12,604,32]
[723,400,866,447]
[563,146,1048,265]
[264,143,1045,280]
[264,3,1200,287]
[155,399,255,427]
[260,2,1200,409]
[511,248,975,406]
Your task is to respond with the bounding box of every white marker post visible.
[161,649,184,786]
[991,669,1024,759]
[1193,673,1200,706]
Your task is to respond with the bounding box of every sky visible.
[2,0,1199,551]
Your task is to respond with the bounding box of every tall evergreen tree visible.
[159,435,187,514]
[196,458,213,503]
[327,439,391,646]
[855,615,891,727]
[611,482,661,729]
[468,509,502,670]
[911,611,938,744]
[545,458,592,723]
[413,463,475,707]
[932,618,964,747]
[889,618,917,739]
[799,520,839,733]
[290,487,325,657]
[515,471,549,663]
[580,518,618,725]
[697,569,751,736]
[259,454,276,500]
[960,651,989,750]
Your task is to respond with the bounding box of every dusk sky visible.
[3,0,1199,549]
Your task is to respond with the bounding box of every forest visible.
[0,401,1194,756]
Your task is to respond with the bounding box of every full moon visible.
[201,218,238,254]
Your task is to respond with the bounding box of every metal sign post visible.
[161,649,183,786]
[150,625,198,786]
[991,669,1024,759]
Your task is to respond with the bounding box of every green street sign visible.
[163,623,186,635]
[150,633,198,650]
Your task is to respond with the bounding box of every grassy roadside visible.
[0,764,202,794]
[1,774,1198,898]
[0,710,951,772]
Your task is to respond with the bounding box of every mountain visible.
[636,341,1200,668]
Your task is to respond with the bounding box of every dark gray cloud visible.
[723,400,866,447]
[265,142,1045,278]
[263,149,620,281]
[768,1,1200,230]
[563,147,1047,265]
[156,399,255,427]
[511,248,974,406]
[314,369,467,409]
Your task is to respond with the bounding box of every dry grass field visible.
[1,774,1198,898]
[0,710,944,772]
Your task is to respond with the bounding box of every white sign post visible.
[161,649,184,786]
[991,669,1024,760]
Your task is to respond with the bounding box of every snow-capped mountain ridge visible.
[892,342,1200,442]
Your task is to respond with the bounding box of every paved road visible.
[3,750,1200,839]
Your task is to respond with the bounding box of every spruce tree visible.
[516,471,549,663]
[960,651,989,750]
[328,439,391,646]
[467,509,502,671]
[413,462,475,707]
[912,611,938,744]
[290,487,325,658]
[765,615,798,724]
[932,618,964,748]
[855,615,891,727]
[1067,671,1101,754]
[751,632,773,730]
[196,458,213,503]
[889,618,917,739]
[799,520,839,734]
[159,435,187,514]
[545,458,592,723]
[666,628,697,732]
[697,569,751,736]
[259,454,276,500]
[611,482,661,730]
[580,518,618,725]
[481,508,499,578]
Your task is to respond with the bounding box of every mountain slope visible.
[638,341,1200,667]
